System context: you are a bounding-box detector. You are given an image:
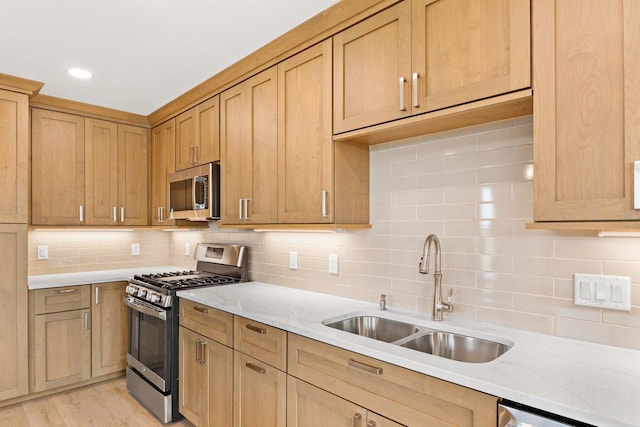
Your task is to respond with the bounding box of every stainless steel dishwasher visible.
[499,401,594,427]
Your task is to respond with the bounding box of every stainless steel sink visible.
[324,316,421,343]
[397,331,511,363]
[322,314,511,363]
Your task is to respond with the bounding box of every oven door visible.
[125,296,172,393]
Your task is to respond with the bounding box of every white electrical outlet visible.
[329,254,339,275]
[131,243,141,256]
[185,242,191,256]
[574,273,631,311]
[37,245,49,260]
[289,251,298,270]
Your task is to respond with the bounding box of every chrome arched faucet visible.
[419,234,453,321]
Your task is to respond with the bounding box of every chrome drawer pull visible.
[348,358,383,375]
[412,72,420,107]
[245,362,266,374]
[54,288,77,294]
[353,413,362,427]
[245,324,267,334]
[193,306,209,314]
[399,76,406,111]
[367,421,376,427]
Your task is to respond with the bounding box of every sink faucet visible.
[419,234,453,321]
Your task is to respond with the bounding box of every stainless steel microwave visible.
[168,163,220,221]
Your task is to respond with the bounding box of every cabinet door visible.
[0,225,27,400]
[195,96,220,164]
[31,109,85,225]
[287,377,366,427]
[0,90,28,223]
[91,282,127,377]
[533,0,640,221]
[234,351,286,427]
[368,412,405,427]
[118,124,148,225]
[151,119,176,225]
[333,2,412,133]
[278,40,334,223]
[33,309,91,392]
[412,0,530,113]
[221,67,278,224]
[179,327,233,427]
[175,108,196,171]
[85,118,119,225]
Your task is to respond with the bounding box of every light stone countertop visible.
[178,281,640,427]
[28,266,182,289]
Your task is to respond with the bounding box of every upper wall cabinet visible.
[333,0,531,134]
[0,89,29,224]
[32,109,149,226]
[175,96,220,171]
[278,40,369,225]
[151,118,176,226]
[220,67,278,225]
[533,0,640,222]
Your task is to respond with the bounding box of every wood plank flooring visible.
[0,378,194,426]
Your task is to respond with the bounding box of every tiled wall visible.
[28,230,170,274]
[29,116,640,350]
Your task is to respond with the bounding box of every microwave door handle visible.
[192,177,198,210]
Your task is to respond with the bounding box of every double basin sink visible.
[323,314,512,363]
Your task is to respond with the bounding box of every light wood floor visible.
[0,378,195,426]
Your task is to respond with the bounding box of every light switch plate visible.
[131,243,141,256]
[289,251,298,270]
[574,273,630,311]
[185,243,190,256]
[37,245,48,260]
[329,254,339,275]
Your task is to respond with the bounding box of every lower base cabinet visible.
[287,377,403,427]
[234,350,287,427]
[179,326,233,427]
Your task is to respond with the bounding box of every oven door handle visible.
[124,297,167,321]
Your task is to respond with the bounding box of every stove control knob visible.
[151,294,160,304]
[137,288,147,298]
[157,295,165,306]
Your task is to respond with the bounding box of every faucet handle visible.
[447,288,453,303]
[379,294,387,310]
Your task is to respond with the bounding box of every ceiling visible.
[1,0,340,116]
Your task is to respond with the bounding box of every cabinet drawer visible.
[234,316,287,371]
[33,286,90,314]
[288,334,497,427]
[179,299,233,346]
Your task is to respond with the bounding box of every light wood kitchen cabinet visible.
[333,0,531,134]
[288,377,404,427]
[220,67,278,225]
[91,282,127,377]
[0,224,28,401]
[31,109,85,225]
[30,286,92,392]
[234,350,286,427]
[179,301,234,426]
[234,315,286,371]
[151,118,176,225]
[278,40,369,225]
[179,326,233,427]
[32,109,148,226]
[288,333,497,426]
[175,96,220,171]
[532,0,640,222]
[0,90,28,223]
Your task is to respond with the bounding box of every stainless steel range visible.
[125,243,248,423]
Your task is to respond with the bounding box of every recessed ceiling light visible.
[67,67,93,79]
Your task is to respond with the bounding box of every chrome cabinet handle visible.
[83,312,90,330]
[245,323,266,334]
[120,207,125,223]
[193,145,199,164]
[367,421,376,427]
[348,358,383,375]
[95,287,100,305]
[399,76,406,111]
[412,72,419,108]
[321,190,329,218]
[189,146,195,164]
[353,413,362,427]
[113,206,117,223]
[79,205,84,223]
[157,207,164,222]
[200,341,207,366]
[634,161,640,209]
[193,305,209,314]
[54,288,77,294]
[239,199,243,219]
[245,362,266,374]
[195,339,202,365]
[244,198,250,220]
